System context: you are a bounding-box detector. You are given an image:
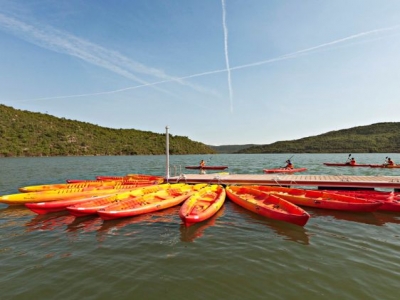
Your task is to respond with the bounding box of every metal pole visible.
[165,126,170,181]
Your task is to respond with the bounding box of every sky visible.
[1,1,400,146]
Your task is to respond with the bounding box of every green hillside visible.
[0,104,216,157]
[237,122,400,153]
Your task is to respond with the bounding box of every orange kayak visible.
[179,185,226,227]
[225,186,310,227]
[98,184,206,221]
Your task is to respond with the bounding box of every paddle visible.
[345,154,352,163]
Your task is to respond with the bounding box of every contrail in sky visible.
[0,12,215,97]
[221,0,234,112]
[4,20,400,103]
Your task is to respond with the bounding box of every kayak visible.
[225,186,310,227]
[321,190,400,212]
[323,163,371,167]
[179,185,226,227]
[185,166,228,170]
[66,174,165,184]
[19,180,156,193]
[263,168,307,174]
[26,184,175,215]
[98,184,207,221]
[369,164,400,168]
[25,194,112,214]
[250,186,382,212]
[0,184,151,206]
[66,184,179,217]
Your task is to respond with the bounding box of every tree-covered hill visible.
[0,104,216,157]
[237,122,400,153]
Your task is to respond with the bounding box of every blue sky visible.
[1,1,400,146]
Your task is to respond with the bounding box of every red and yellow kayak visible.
[225,186,310,227]
[179,185,226,227]
[67,184,180,217]
[98,184,206,221]
[19,180,156,193]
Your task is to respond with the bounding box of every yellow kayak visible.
[18,180,157,193]
[0,184,154,205]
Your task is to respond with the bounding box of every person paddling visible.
[284,160,294,169]
[349,157,356,165]
[199,159,206,174]
[386,157,395,167]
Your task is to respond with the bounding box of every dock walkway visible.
[167,174,400,191]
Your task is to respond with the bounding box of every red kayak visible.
[322,190,400,212]
[323,163,371,167]
[225,186,310,227]
[263,168,307,174]
[185,166,228,170]
[369,164,400,169]
[249,185,382,212]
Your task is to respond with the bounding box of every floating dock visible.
[167,174,400,191]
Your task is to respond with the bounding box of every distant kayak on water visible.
[185,166,228,170]
[369,164,400,168]
[324,154,371,167]
[263,167,307,174]
[323,163,371,167]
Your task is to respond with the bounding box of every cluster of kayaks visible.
[2,173,400,228]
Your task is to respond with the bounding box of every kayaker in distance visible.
[285,160,294,169]
[200,160,205,168]
[200,159,206,174]
[386,157,395,166]
[348,157,356,165]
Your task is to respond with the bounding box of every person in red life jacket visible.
[386,157,395,166]
[285,160,294,169]
[349,157,356,165]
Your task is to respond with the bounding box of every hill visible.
[0,104,216,157]
[237,122,400,153]
[209,144,259,154]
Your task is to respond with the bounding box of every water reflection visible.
[373,211,400,225]
[0,206,35,229]
[228,202,310,245]
[95,206,181,238]
[307,208,384,226]
[25,211,76,231]
[179,206,226,242]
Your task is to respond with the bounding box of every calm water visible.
[1,154,400,300]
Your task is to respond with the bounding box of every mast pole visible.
[165,126,170,181]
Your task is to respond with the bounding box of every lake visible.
[1,153,400,299]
